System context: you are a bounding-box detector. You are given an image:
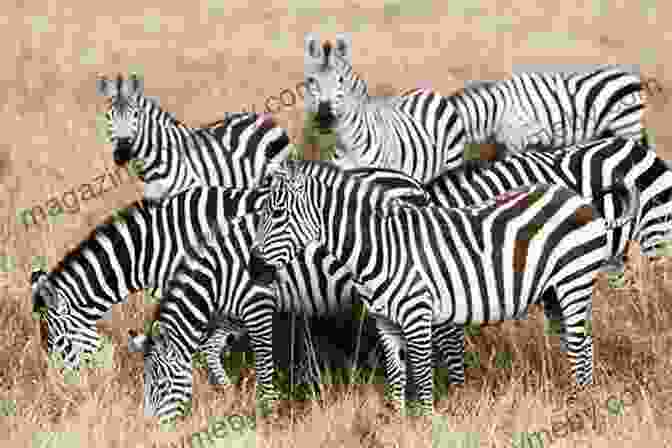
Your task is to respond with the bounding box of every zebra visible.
[447,66,648,167]
[30,171,432,383]
[303,33,467,183]
[249,160,639,415]
[30,186,266,376]
[426,136,672,273]
[96,73,291,202]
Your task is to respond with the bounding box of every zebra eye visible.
[338,76,344,83]
[271,209,284,218]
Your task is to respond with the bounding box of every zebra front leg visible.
[432,321,465,385]
[403,311,434,416]
[243,305,279,417]
[375,317,407,413]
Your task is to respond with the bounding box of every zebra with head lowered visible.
[96,73,291,202]
[249,160,638,415]
[448,65,648,166]
[30,187,266,380]
[303,33,467,182]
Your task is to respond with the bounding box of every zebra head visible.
[252,162,322,273]
[31,270,100,370]
[128,323,193,422]
[96,73,145,166]
[304,33,362,132]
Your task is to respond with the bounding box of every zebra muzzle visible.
[113,141,133,165]
[315,102,336,130]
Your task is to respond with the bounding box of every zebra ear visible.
[128,73,144,95]
[128,330,149,352]
[304,33,323,61]
[334,33,352,64]
[96,75,116,98]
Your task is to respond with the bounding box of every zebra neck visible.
[140,101,202,159]
[335,105,396,168]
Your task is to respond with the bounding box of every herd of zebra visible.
[29,32,672,422]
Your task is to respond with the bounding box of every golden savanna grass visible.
[1,2,672,446]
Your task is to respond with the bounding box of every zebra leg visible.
[555,280,594,386]
[432,321,465,385]
[403,309,434,416]
[292,315,322,386]
[243,306,279,415]
[541,288,568,353]
[201,319,246,386]
[375,317,407,413]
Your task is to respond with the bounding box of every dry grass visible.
[2,2,672,447]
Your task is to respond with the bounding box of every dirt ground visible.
[1,2,672,447]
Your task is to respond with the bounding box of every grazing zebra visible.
[30,171,431,382]
[96,73,291,202]
[304,33,467,182]
[30,187,266,374]
[250,160,639,415]
[426,136,672,273]
[447,66,647,166]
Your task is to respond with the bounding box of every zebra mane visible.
[452,80,498,96]
[279,160,429,209]
[141,95,184,126]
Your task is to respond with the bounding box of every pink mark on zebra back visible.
[495,190,527,206]
[256,113,277,131]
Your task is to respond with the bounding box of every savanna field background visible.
[1,1,672,446]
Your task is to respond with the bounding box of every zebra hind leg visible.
[202,319,247,386]
[375,317,408,413]
[555,281,594,386]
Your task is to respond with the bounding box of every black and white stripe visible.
[448,66,647,162]
[30,187,266,373]
[251,160,639,414]
[303,33,466,182]
[96,74,291,202]
[427,136,671,270]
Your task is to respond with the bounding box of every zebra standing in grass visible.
[447,66,648,165]
[426,136,672,272]
[250,160,639,414]
[96,74,291,202]
[303,33,467,182]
